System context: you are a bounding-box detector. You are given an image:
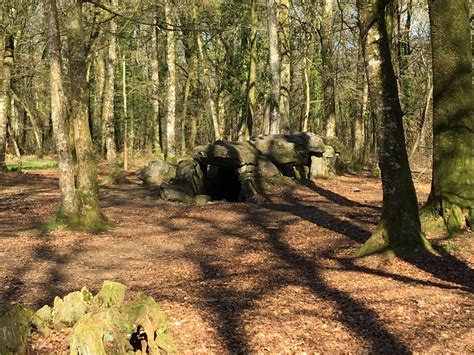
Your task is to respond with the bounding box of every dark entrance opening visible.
[206,166,241,202]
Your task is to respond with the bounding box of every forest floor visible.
[0,165,473,353]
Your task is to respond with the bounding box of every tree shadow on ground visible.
[398,244,474,293]
[171,205,411,353]
[275,183,473,292]
[0,234,86,311]
[262,224,411,353]
[300,180,381,211]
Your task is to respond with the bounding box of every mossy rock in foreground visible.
[52,290,89,328]
[0,303,46,354]
[96,281,127,308]
[69,292,175,354]
[2,281,175,354]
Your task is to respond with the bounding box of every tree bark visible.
[353,47,367,163]
[181,54,195,153]
[321,0,337,137]
[267,0,281,134]
[122,52,129,171]
[65,0,106,230]
[0,34,13,171]
[95,49,106,152]
[302,55,311,132]
[356,0,430,255]
[425,0,473,233]
[150,23,162,155]
[44,0,78,220]
[165,0,177,159]
[239,0,258,141]
[102,0,118,165]
[278,0,290,133]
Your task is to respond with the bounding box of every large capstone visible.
[193,140,259,168]
[138,159,177,185]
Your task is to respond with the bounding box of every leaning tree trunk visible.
[321,0,337,137]
[102,0,118,165]
[44,0,78,221]
[267,0,281,134]
[356,0,430,256]
[65,0,106,230]
[425,0,473,233]
[0,34,13,171]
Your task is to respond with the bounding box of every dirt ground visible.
[0,169,473,353]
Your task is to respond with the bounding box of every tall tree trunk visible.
[0,34,13,171]
[194,9,221,141]
[353,47,367,163]
[410,80,432,159]
[150,24,162,155]
[425,0,473,232]
[44,0,78,220]
[356,0,430,256]
[239,0,258,141]
[278,0,290,133]
[102,0,118,165]
[321,0,337,137]
[181,55,195,152]
[165,0,177,159]
[95,50,106,150]
[267,0,281,134]
[122,52,129,171]
[302,55,311,132]
[65,0,106,230]
[7,99,21,167]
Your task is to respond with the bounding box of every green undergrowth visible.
[6,156,58,171]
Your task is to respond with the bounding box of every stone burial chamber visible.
[138,132,342,204]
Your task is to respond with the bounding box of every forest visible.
[0,0,473,353]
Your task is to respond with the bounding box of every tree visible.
[150,22,162,155]
[425,0,473,233]
[239,0,258,141]
[0,22,13,171]
[64,0,106,230]
[356,0,430,255]
[102,0,119,165]
[278,0,290,133]
[44,0,78,222]
[320,0,337,137]
[267,0,281,134]
[165,0,177,159]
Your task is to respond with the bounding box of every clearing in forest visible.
[0,169,473,353]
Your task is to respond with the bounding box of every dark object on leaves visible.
[130,325,149,353]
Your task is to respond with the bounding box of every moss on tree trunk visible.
[65,0,107,231]
[425,0,474,234]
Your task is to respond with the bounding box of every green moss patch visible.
[3,281,175,354]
